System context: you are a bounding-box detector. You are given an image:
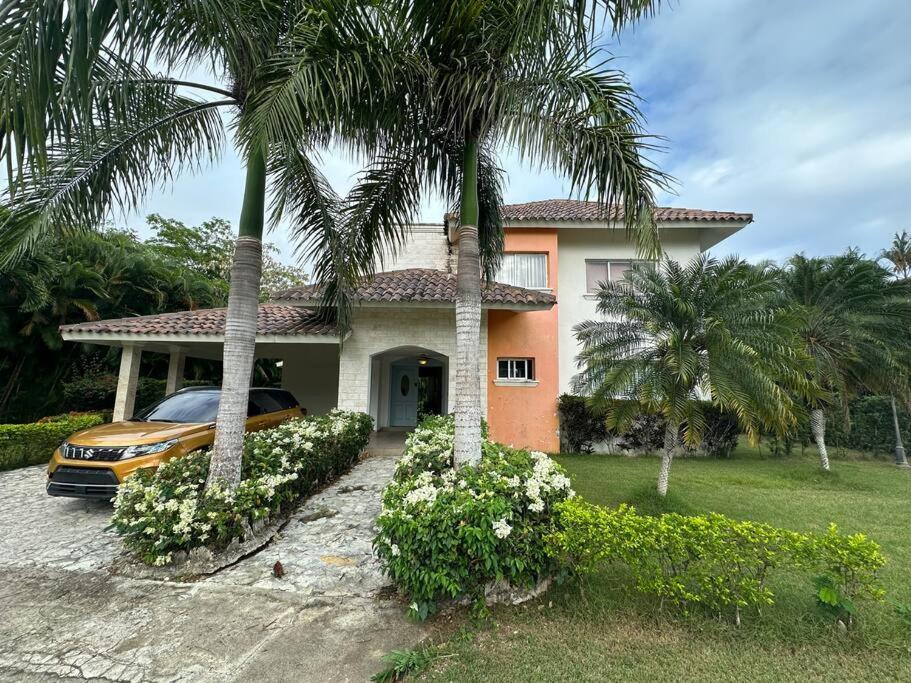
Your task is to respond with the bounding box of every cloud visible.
[129,0,911,265]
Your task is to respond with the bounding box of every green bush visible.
[761,395,911,457]
[557,394,611,452]
[374,415,573,619]
[558,397,739,457]
[547,498,885,625]
[61,375,212,413]
[111,410,373,565]
[0,412,105,471]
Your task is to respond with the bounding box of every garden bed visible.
[111,410,373,573]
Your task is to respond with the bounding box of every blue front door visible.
[389,361,419,427]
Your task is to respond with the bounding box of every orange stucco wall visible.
[487,228,560,452]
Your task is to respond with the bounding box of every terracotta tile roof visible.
[271,269,556,308]
[501,200,753,223]
[59,304,337,337]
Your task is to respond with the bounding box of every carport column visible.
[113,344,142,422]
[165,349,186,395]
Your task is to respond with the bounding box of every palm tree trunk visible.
[891,395,908,467]
[206,146,266,491]
[657,421,677,497]
[453,136,483,468]
[810,408,830,471]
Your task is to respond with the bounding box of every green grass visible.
[423,444,911,682]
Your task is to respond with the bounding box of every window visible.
[496,253,547,289]
[497,358,535,381]
[585,260,637,293]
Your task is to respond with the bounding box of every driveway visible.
[0,456,425,682]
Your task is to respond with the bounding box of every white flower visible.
[492,517,512,539]
[390,544,401,557]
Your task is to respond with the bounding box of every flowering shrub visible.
[112,410,373,565]
[548,498,885,624]
[374,415,573,619]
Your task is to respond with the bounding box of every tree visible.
[881,230,911,280]
[574,256,817,496]
[0,2,390,488]
[780,252,911,470]
[0,226,226,420]
[147,214,307,298]
[296,0,669,466]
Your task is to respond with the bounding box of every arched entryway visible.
[368,345,449,429]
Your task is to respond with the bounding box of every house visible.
[60,200,751,452]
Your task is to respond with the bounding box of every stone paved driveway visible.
[0,455,425,682]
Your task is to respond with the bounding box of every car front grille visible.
[62,443,126,462]
[47,466,120,500]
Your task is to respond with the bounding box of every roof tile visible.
[501,200,752,223]
[271,269,556,307]
[60,304,336,337]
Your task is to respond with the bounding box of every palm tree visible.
[574,256,817,496]
[0,1,396,489]
[881,230,911,280]
[781,252,911,470]
[285,0,669,466]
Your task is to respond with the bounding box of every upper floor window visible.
[496,253,548,289]
[585,260,638,293]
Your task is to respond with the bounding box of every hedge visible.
[557,395,740,457]
[61,375,212,413]
[761,395,911,457]
[548,498,885,626]
[0,412,106,471]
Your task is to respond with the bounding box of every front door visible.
[389,361,419,427]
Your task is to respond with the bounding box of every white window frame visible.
[496,252,549,290]
[494,358,538,386]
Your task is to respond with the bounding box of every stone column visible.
[165,350,186,395]
[113,344,142,422]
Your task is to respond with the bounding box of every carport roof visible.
[60,304,337,340]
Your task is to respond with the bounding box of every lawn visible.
[422,444,911,682]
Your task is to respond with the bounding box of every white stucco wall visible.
[280,343,340,415]
[337,306,488,427]
[556,227,707,395]
[375,224,455,273]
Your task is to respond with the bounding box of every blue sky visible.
[129,0,911,265]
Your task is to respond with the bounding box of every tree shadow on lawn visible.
[621,484,698,516]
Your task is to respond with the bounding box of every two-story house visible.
[61,199,751,452]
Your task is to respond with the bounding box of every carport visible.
[60,305,345,420]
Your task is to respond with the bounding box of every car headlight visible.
[120,439,179,460]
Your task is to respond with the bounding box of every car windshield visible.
[132,390,221,423]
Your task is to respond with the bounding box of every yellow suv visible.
[47,387,303,499]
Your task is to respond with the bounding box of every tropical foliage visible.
[573,255,819,495]
[880,230,911,280]
[112,410,372,566]
[780,251,911,470]
[300,0,670,467]
[374,415,574,619]
[0,215,297,422]
[0,0,398,491]
[548,498,885,626]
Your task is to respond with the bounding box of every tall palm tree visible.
[276,0,669,466]
[0,1,397,489]
[574,256,817,496]
[881,230,911,280]
[781,252,911,470]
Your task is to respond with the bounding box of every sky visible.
[127,0,911,266]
